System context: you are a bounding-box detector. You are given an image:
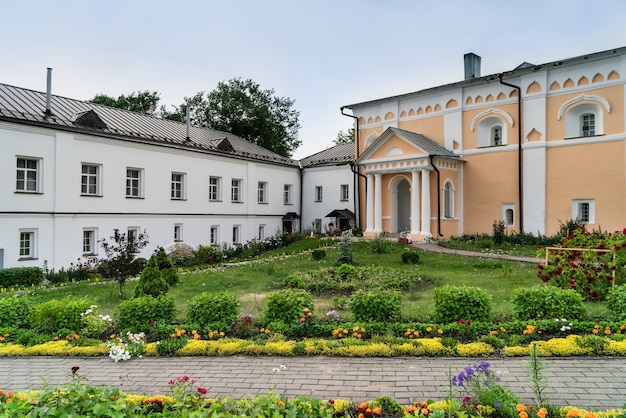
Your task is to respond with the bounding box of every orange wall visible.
[462,103,519,150]
[398,115,445,146]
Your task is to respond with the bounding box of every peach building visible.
[342,47,626,240]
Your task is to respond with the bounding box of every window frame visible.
[477,117,506,147]
[283,184,293,205]
[257,181,268,204]
[340,184,349,202]
[231,179,243,203]
[82,229,97,255]
[209,176,222,202]
[210,225,219,246]
[81,163,101,196]
[443,181,454,218]
[174,224,183,242]
[564,103,603,139]
[502,204,516,227]
[232,225,241,244]
[315,186,323,202]
[16,156,41,193]
[258,224,265,240]
[19,229,37,260]
[581,113,596,137]
[171,172,186,200]
[125,168,143,198]
[572,199,595,224]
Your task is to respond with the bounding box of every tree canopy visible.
[163,78,301,157]
[90,91,161,116]
[334,128,355,145]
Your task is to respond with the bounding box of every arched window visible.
[443,181,454,218]
[564,103,603,138]
[502,204,515,226]
[477,116,506,147]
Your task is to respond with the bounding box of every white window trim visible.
[283,184,293,205]
[232,225,241,244]
[209,176,222,202]
[210,225,220,246]
[443,180,455,219]
[564,103,603,139]
[16,156,42,193]
[258,181,268,204]
[258,224,265,240]
[572,199,595,224]
[502,203,515,227]
[82,228,98,255]
[18,229,37,260]
[477,117,507,147]
[126,168,144,198]
[81,163,101,196]
[174,224,183,242]
[171,172,186,200]
[315,186,323,202]
[340,184,349,202]
[231,179,243,203]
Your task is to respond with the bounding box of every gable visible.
[367,134,429,160]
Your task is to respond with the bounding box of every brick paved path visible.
[1,356,624,410]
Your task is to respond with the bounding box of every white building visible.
[0,81,307,269]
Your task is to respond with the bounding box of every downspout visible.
[498,73,523,233]
[340,107,361,228]
[429,155,444,237]
[298,161,303,233]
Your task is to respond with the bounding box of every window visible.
[174,224,182,242]
[16,157,40,193]
[573,199,595,223]
[81,164,101,196]
[231,179,242,203]
[210,226,219,246]
[126,168,143,198]
[477,117,506,147]
[83,229,97,255]
[491,126,502,146]
[209,176,222,201]
[340,184,349,201]
[315,186,323,202]
[171,173,185,200]
[502,204,515,227]
[443,181,454,218]
[283,184,292,205]
[19,230,36,259]
[258,181,267,203]
[258,225,265,240]
[232,225,240,244]
[581,114,595,137]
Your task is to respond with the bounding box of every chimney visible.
[185,104,191,141]
[44,67,53,118]
[464,53,481,80]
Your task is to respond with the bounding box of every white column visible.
[374,173,383,233]
[421,169,431,235]
[411,170,420,235]
[366,174,374,232]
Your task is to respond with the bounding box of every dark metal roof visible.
[299,142,354,168]
[343,46,626,110]
[325,209,355,219]
[386,127,459,158]
[0,83,298,167]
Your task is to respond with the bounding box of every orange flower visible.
[520,411,528,418]
[357,402,368,412]
[419,401,428,408]
[437,329,443,334]
[405,406,417,414]
[372,407,382,415]
[604,328,611,335]
[277,400,285,407]
[592,329,599,334]
[537,408,548,418]
[585,413,596,418]
[500,327,506,332]
[566,409,581,418]
[490,330,498,335]
[358,414,365,418]
[421,408,430,415]
[426,327,432,332]
[516,404,527,412]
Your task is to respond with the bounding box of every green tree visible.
[90,90,161,116]
[134,256,169,298]
[98,229,150,297]
[163,78,301,157]
[334,128,355,145]
[155,247,179,286]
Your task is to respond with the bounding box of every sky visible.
[3,1,626,159]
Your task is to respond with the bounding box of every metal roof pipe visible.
[340,106,361,228]
[185,104,190,141]
[44,67,52,118]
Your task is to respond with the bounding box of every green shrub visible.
[116,295,176,333]
[186,291,240,329]
[0,267,43,288]
[433,285,493,323]
[28,296,93,335]
[156,337,188,356]
[369,234,392,254]
[195,245,216,265]
[134,256,169,298]
[336,231,354,265]
[265,289,313,324]
[311,249,326,260]
[605,285,626,321]
[401,250,420,264]
[156,247,179,285]
[511,285,585,321]
[350,289,401,322]
[492,220,506,245]
[337,263,356,280]
[0,295,31,329]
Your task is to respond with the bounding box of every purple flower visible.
[495,402,501,408]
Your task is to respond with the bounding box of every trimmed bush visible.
[186,291,240,330]
[116,295,176,333]
[0,267,43,288]
[511,285,585,321]
[605,285,626,321]
[401,250,420,264]
[155,247,179,285]
[433,285,493,323]
[350,289,401,322]
[28,296,93,335]
[311,249,326,260]
[134,256,169,298]
[265,289,313,324]
[337,263,356,280]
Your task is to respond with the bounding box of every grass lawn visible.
[23,239,608,323]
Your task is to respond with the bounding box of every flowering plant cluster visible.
[536,227,626,300]
[168,375,207,402]
[80,304,113,338]
[107,331,145,362]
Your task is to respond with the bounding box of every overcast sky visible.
[3,1,626,159]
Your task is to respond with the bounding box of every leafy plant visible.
[511,286,585,321]
[28,296,93,335]
[0,295,31,328]
[311,249,326,260]
[401,250,420,264]
[116,295,176,334]
[155,247,179,286]
[186,291,240,330]
[434,285,493,323]
[134,256,169,298]
[350,289,401,322]
[369,233,393,254]
[336,230,354,265]
[0,267,43,288]
[493,220,506,245]
[98,228,150,296]
[605,285,626,321]
[265,289,313,324]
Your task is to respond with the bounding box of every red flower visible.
[328,399,335,404]
[71,366,80,374]
[197,387,207,395]
[466,319,471,325]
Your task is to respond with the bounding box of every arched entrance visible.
[395,179,411,232]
